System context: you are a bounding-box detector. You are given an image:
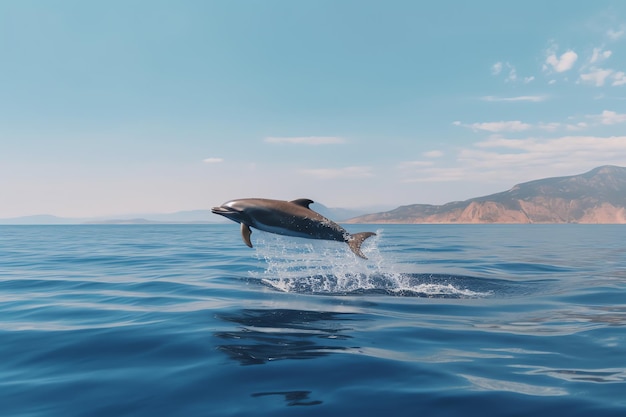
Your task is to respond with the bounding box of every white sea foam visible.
[249,231,487,298]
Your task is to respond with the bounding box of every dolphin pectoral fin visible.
[241,223,253,248]
[347,232,376,259]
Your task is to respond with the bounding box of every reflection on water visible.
[214,309,358,365]
[461,374,569,397]
[475,304,626,336]
[251,391,323,406]
[517,366,626,383]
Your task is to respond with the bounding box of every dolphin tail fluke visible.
[241,223,253,248]
[348,232,376,259]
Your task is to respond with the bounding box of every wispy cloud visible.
[203,157,224,163]
[401,167,467,183]
[453,120,532,133]
[300,166,373,179]
[588,110,626,125]
[397,151,443,173]
[590,47,612,64]
[423,150,444,158]
[579,67,614,86]
[403,135,626,184]
[455,110,625,134]
[469,136,626,164]
[576,42,626,87]
[491,61,519,82]
[543,43,578,73]
[613,71,626,86]
[506,65,517,82]
[482,95,546,102]
[491,62,503,75]
[566,122,588,131]
[575,44,619,87]
[265,136,346,145]
[398,160,435,170]
[607,26,625,40]
[547,50,578,72]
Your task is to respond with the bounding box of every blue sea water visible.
[1,224,625,416]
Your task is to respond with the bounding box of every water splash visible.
[249,231,489,298]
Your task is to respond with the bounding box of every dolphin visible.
[211,198,376,259]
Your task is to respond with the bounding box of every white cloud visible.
[423,150,444,158]
[579,67,614,86]
[566,122,588,131]
[458,120,532,133]
[264,136,346,145]
[398,160,435,170]
[474,135,626,153]
[482,95,546,102]
[506,65,517,82]
[458,135,626,180]
[574,45,626,87]
[491,62,503,75]
[590,110,626,125]
[607,26,625,40]
[455,112,610,134]
[300,166,373,179]
[401,135,626,185]
[474,137,530,149]
[613,71,626,86]
[545,49,578,73]
[590,47,612,64]
[203,157,223,163]
[524,76,535,84]
[401,167,467,183]
[491,62,518,82]
[538,122,561,131]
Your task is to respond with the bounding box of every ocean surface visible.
[1,224,625,416]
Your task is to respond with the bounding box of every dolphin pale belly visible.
[211,198,376,259]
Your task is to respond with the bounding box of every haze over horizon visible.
[2,1,626,218]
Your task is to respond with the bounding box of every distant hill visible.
[0,215,80,225]
[0,211,216,225]
[347,165,626,224]
[0,204,376,225]
[310,202,376,222]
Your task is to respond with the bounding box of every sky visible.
[1,1,626,218]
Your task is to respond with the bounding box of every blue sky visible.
[2,1,626,218]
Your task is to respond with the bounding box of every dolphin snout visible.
[211,205,245,223]
[211,206,236,214]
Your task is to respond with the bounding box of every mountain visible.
[347,165,626,224]
[0,205,378,225]
[87,210,216,224]
[0,215,80,225]
[310,202,381,222]
[0,211,217,225]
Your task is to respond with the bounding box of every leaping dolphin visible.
[211,198,376,259]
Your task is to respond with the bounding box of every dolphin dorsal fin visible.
[290,198,314,208]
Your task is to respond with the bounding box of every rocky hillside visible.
[347,165,626,224]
